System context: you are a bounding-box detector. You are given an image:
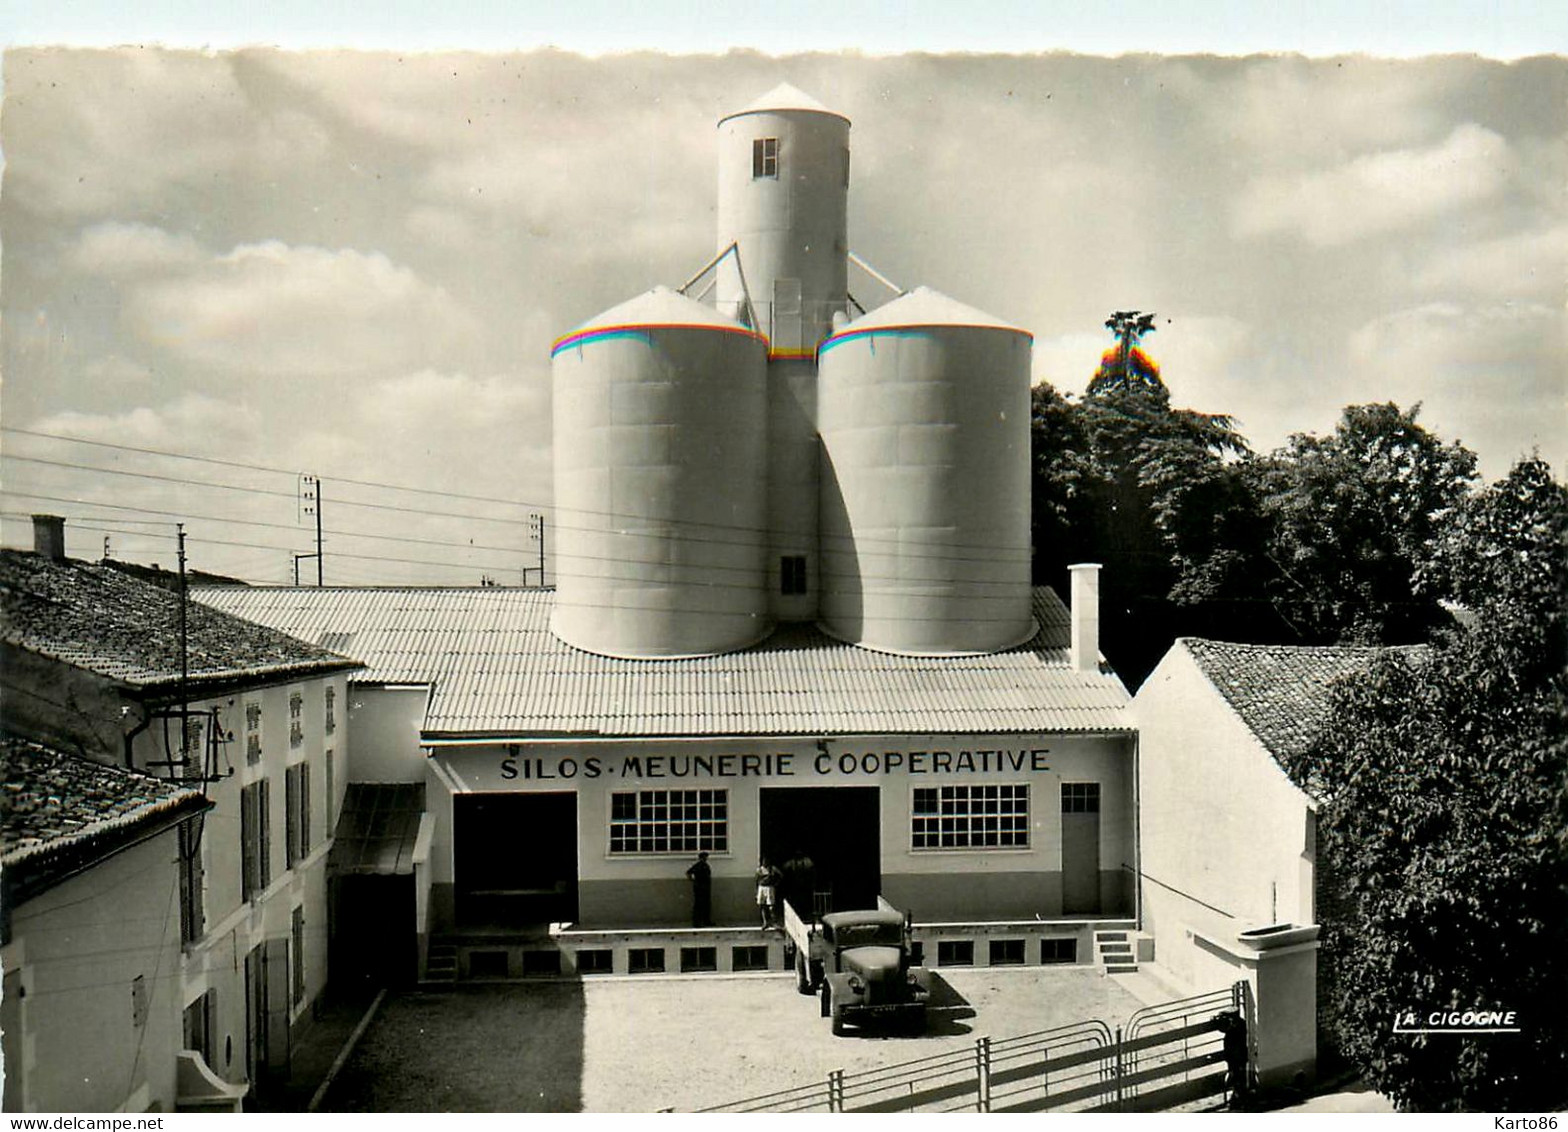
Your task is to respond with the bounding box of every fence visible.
[698,981,1249,1114]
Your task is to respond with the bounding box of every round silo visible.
[715,83,850,352]
[550,286,771,658]
[817,287,1035,655]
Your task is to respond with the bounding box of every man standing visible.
[686,851,712,927]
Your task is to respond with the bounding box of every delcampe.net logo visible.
[1393,1009,1521,1034]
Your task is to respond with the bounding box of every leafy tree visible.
[1251,403,1478,644]
[1288,458,1568,1111]
[1031,313,1265,682]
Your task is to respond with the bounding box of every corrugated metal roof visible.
[194,586,1132,738]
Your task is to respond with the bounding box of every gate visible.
[697,981,1250,1114]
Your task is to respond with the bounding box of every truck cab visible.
[806,907,930,1036]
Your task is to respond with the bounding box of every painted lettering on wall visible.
[496,748,1050,781]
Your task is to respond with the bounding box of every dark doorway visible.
[760,786,880,913]
[456,792,578,925]
[331,874,416,990]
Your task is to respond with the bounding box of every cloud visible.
[1348,302,1567,477]
[1233,125,1514,246]
[3,49,331,218]
[80,354,158,384]
[70,222,205,276]
[125,241,483,379]
[1030,332,1106,391]
[1412,223,1568,301]
[1202,57,1449,164]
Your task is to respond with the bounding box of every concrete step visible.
[1104,963,1140,975]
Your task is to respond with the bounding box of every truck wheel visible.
[795,950,811,995]
[820,984,831,1018]
[809,960,823,991]
[830,1002,847,1037]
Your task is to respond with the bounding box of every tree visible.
[1287,458,1568,1111]
[1251,403,1478,644]
[1031,312,1261,683]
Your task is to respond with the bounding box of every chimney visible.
[32,514,66,561]
[1069,563,1101,673]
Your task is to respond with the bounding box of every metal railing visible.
[697,981,1249,1114]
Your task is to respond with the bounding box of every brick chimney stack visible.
[1069,563,1102,673]
[32,514,66,561]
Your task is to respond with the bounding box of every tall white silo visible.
[715,84,850,623]
[817,287,1035,655]
[550,286,771,658]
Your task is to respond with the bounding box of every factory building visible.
[199,84,1138,974]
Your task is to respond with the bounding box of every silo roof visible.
[551,286,763,356]
[823,286,1031,353]
[720,82,849,124]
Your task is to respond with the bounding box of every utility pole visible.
[177,523,189,768]
[528,513,546,587]
[298,474,324,586]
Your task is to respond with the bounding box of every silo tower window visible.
[781,555,808,595]
[752,137,779,179]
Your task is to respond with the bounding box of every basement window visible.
[1041,938,1078,965]
[989,939,1026,966]
[752,137,779,178]
[680,946,718,973]
[937,940,974,967]
[731,945,770,972]
[523,950,562,977]
[576,949,613,975]
[629,948,666,975]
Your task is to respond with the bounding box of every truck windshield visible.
[833,923,904,948]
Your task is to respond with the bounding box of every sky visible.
[1,6,1564,585]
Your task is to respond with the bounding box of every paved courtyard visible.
[321,965,1151,1112]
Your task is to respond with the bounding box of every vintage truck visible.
[782,899,930,1036]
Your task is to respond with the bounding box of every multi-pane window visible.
[752,136,779,178]
[780,555,808,596]
[324,686,336,735]
[291,906,306,1006]
[285,762,311,868]
[245,701,263,765]
[1061,782,1101,814]
[912,784,1030,849]
[289,691,304,749]
[241,779,271,900]
[609,789,728,855]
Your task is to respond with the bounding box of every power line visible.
[3,427,1034,562]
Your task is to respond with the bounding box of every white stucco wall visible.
[346,685,429,783]
[1132,644,1315,989]
[2,832,185,1113]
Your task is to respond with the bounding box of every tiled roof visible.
[0,737,206,868]
[193,586,1132,738]
[1179,638,1395,766]
[1,550,361,691]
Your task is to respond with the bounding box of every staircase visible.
[1094,928,1138,974]
[423,941,458,984]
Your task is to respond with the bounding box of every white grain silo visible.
[715,84,851,623]
[817,287,1035,655]
[550,286,771,658]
